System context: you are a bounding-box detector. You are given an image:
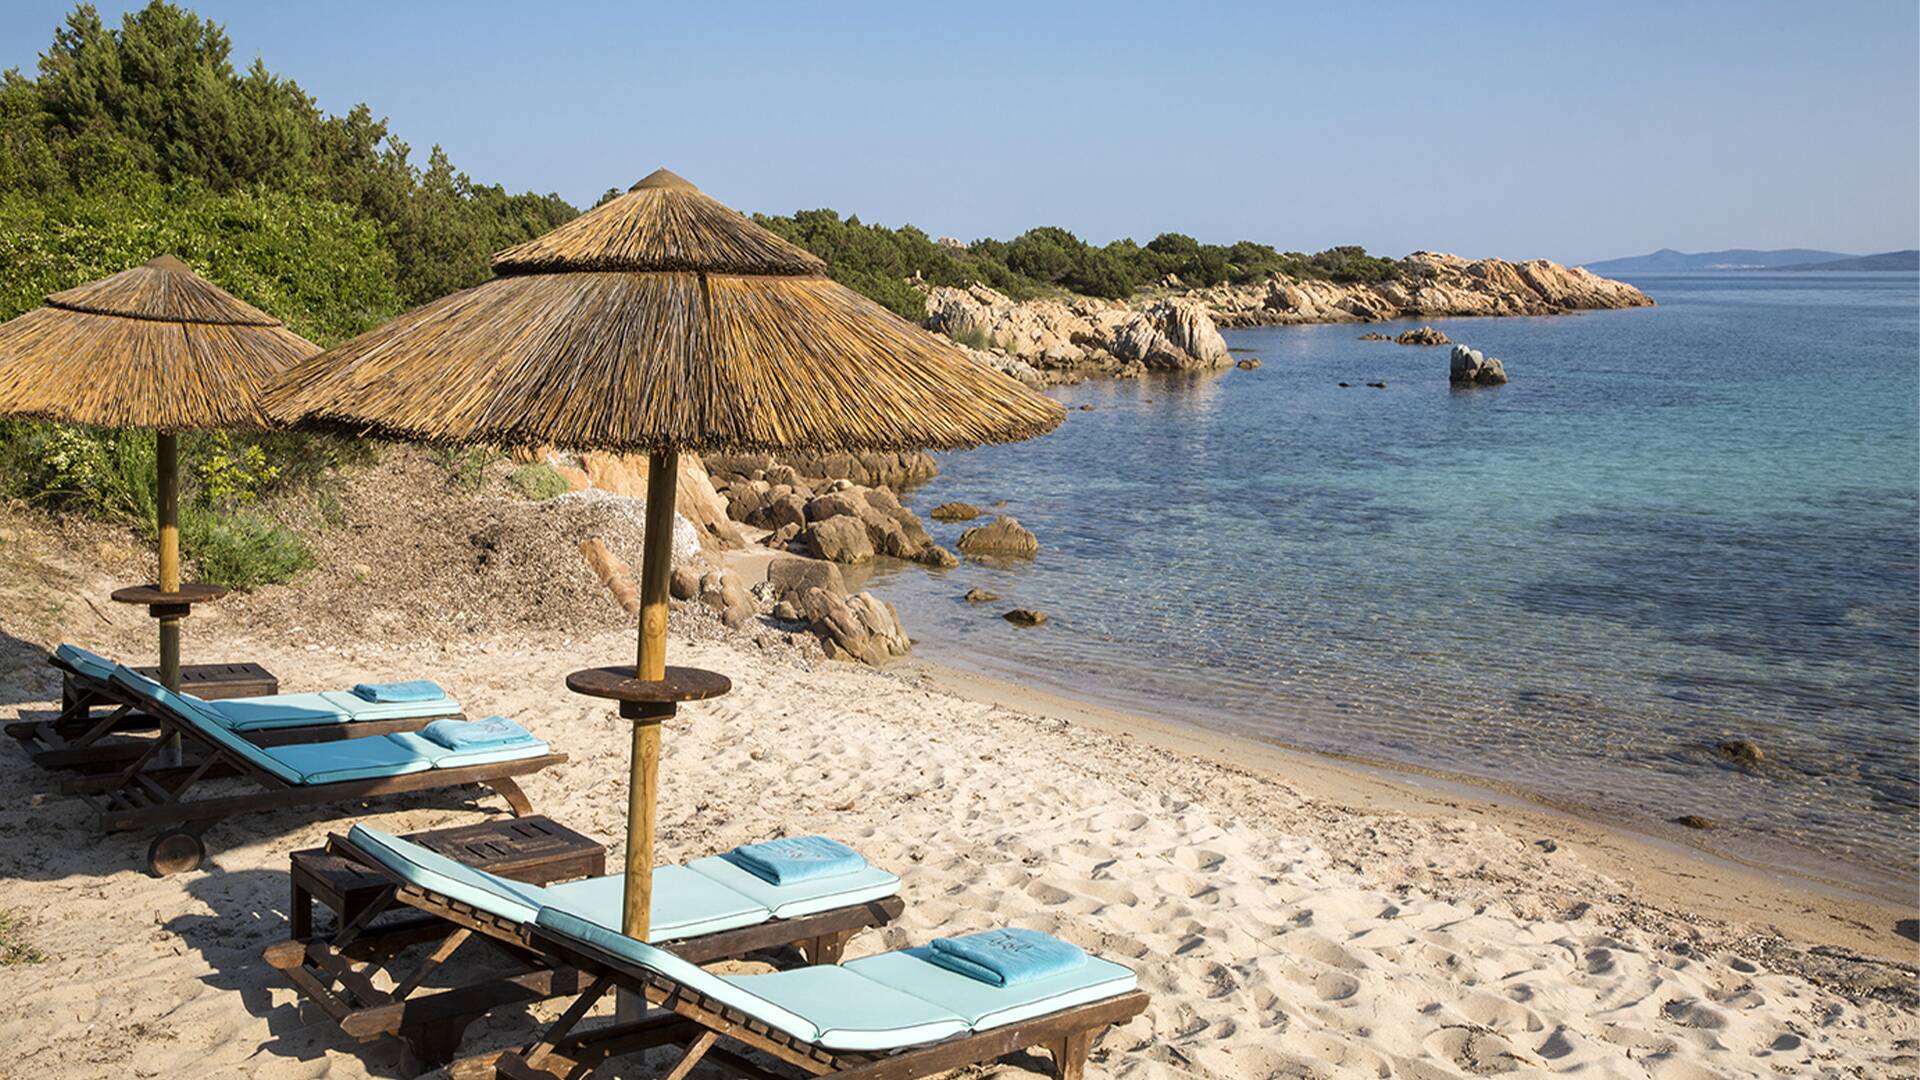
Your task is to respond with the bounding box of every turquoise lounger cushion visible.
[55,643,117,681]
[536,909,973,1052]
[542,866,770,942]
[712,964,972,1052]
[846,946,1137,1031]
[686,854,900,919]
[206,692,352,730]
[349,825,552,924]
[388,731,549,768]
[109,666,304,784]
[265,736,435,784]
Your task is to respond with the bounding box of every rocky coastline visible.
[919,252,1651,386]
[1193,251,1654,327]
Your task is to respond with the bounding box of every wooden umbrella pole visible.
[622,447,680,940]
[156,430,182,763]
[155,431,182,688]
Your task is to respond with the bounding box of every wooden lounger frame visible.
[265,833,908,1068]
[8,653,463,773]
[449,927,1150,1080]
[60,682,562,875]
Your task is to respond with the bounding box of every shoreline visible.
[897,653,1917,961]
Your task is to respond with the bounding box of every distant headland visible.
[1583,247,1919,273]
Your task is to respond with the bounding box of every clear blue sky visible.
[4,1,1915,263]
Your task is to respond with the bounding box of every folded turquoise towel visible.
[352,679,446,703]
[422,715,535,752]
[722,836,866,885]
[927,928,1087,987]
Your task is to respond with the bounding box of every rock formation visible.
[923,284,1231,385]
[1395,326,1450,346]
[1192,253,1652,328]
[755,555,911,664]
[1449,345,1509,386]
[930,502,983,522]
[798,484,954,567]
[706,451,938,490]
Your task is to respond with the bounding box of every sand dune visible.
[0,624,1913,1078]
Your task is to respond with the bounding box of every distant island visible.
[1582,248,1854,273]
[1775,250,1919,272]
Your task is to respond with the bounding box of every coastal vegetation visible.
[753,208,1421,320]
[0,0,571,586]
[0,0,1491,585]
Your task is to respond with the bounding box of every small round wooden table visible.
[565,664,732,722]
[110,582,229,620]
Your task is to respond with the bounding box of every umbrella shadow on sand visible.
[0,627,63,707]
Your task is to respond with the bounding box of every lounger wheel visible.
[147,830,205,876]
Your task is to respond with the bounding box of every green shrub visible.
[947,325,992,351]
[182,507,312,589]
[509,463,570,501]
[0,422,155,525]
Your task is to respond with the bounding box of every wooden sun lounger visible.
[10,651,464,774]
[450,926,1150,1080]
[264,831,907,1068]
[66,678,562,876]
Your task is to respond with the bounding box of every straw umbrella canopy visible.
[267,168,1063,938]
[0,255,320,689]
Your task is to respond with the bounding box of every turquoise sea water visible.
[863,273,1920,894]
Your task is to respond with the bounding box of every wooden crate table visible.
[60,660,278,715]
[288,815,604,938]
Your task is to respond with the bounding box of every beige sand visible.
[1,616,1915,1080]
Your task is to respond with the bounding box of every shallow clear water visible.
[864,273,1920,894]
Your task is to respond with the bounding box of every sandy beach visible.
[1,597,1914,1079]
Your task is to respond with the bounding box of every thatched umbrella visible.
[267,168,1063,938]
[0,255,320,690]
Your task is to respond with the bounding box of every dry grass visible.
[0,909,45,966]
[266,170,1064,453]
[0,255,318,430]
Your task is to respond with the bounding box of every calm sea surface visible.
[862,273,1920,895]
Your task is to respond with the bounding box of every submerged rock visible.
[1236,357,1262,370]
[930,502,983,522]
[1717,739,1766,767]
[1003,608,1048,627]
[957,516,1039,557]
[1674,815,1716,830]
[1396,326,1451,346]
[1358,331,1391,341]
[963,588,1000,603]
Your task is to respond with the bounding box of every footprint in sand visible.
[1313,970,1362,1002]
[1173,847,1227,872]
